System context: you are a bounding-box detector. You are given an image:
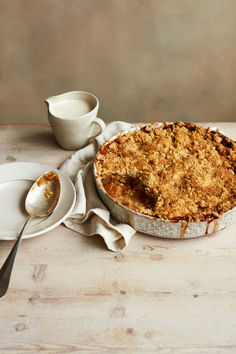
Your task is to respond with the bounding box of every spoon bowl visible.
[0,170,60,299]
[26,171,60,217]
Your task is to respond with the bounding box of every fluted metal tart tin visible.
[94,124,236,239]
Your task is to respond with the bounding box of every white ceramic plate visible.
[0,162,76,240]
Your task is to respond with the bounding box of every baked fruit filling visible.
[95,122,236,222]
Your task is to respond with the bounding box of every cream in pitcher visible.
[45,91,105,150]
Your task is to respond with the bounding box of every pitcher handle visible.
[90,117,106,139]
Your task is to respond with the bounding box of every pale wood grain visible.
[0,123,235,353]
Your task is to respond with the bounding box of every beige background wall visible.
[0,0,236,124]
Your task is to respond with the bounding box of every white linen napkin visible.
[59,121,136,251]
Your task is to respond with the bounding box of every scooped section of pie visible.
[94,122,236,222]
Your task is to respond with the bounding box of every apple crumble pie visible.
[95,122,236,222]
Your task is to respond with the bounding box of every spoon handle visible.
[0,215,33,299]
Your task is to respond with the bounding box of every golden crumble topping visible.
[95,122,236,222]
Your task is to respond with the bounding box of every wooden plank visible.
[0,123,235,353]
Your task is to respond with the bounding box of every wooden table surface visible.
[0,122,235,354]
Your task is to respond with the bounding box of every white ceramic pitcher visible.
[45,91,105,150]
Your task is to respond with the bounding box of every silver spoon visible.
[0,170,60,299]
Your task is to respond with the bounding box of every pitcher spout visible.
[45,97,52,106]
